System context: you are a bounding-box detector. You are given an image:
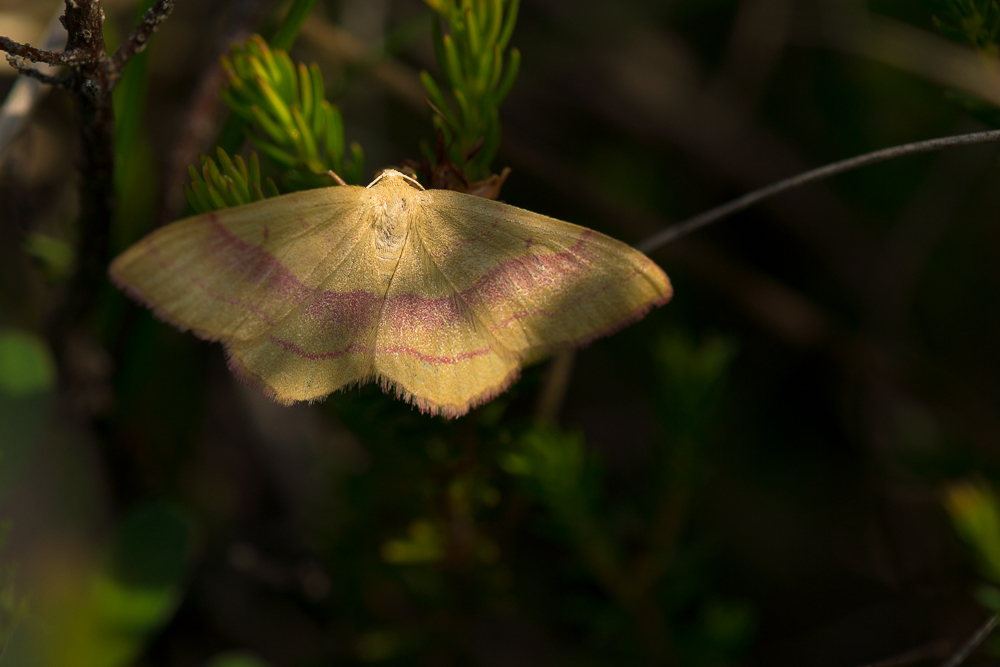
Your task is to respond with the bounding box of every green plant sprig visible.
[184,148,279,215]
[924,0,1000,55]
[219,35,364,189]
[420,0,520,181]
[917,1,1000,127]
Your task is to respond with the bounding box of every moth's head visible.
[368,169,425,192]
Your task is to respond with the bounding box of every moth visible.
[110,170,673,417]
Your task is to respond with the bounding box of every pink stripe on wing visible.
[267,335,493,365]
[143,232,280,327]
[205,214,312,303]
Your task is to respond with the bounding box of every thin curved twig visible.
[635,129,1000,254]
[0,5,68,168]
[109,0,177,82]
[938,614,999,667]
[3,54,71,85]
[0,35,77,67]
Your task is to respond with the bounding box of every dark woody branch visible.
[3,54,73,86]
[0,0,176,332]
[110,0,176,79]
[0,36,82,68]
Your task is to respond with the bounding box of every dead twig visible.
[857,640,950,667]
[635,129,1000,254]
[0,5,68,169]
[938,614,999,667]
[534,351,576,424]
[110,0,177,76]
[3,55,72,86]
[0,35,79,66]
[0,0,176,327]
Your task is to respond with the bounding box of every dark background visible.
[1,0,999,665]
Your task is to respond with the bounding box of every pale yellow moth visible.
[110,170,672,417]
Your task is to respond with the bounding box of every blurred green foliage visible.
[184,149,278,215]
[0,330,54,398]
[111,0,160,253]
[0,505,192,667]
[942,481,1000,653]
[420,0,520,180]
[220,35,364,190]
[500,334,747,665]
[923,0,1000,124]
[0,524,29,656]
[22,233,73,285]
[0,617,44,667]
[923,0,1000,53]
[0,330,53,497]
[945,482,1000,603]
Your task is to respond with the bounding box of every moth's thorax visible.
[365,172,425,272]
[369,197,411,259]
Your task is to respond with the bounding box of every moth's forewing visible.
[418,191,673,354]
[110,187,368,342]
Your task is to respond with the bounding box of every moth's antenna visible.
[397,171,425,190]
[325,170,348,186]
[368,169,426,191]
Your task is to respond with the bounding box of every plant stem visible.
[62,0,117,322]
[635,129,1000,254]
[0,0,176,326]
[939,614,998,667]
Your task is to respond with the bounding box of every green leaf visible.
[23,233,74,283]
[216,149,251,202]
[187,165,215,212]
[269,0,319,52]
[39,504,194,666]
[275,49,299,107]
[945,481,1000,584]
[256,76,295,129]
[250,104,290,145]
[465,7,481,56]
[323,103,345,161]
[380,520,445,563]
[297,63,314,125]
[494,47,520,105]
[252,37,282,87]
[419,71,458,128]
[485,0,503,51]
[250,135,299,168]
[183,184,204,213]
[0,330,55,398]
[266,178,281,198]
[498,0,519,52]
[234,154,250,184]
[220,90,257,124]
[309,63,326,136]
[291,106,320,166]
[205,181,228,209]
